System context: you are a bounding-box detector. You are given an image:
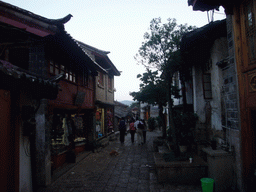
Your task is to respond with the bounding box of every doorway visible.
[0,89,12,191]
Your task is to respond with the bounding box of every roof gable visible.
[0,1,72,36]
[77,41,120,76]
[181,19,227,66]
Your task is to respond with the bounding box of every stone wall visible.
[223,15,243,192]
[28,45,51,187]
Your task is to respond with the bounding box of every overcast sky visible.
[5,0,226,101]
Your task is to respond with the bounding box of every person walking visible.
[129,119,136,144]
[134,118,144,145]
[119,117,126,144]
[142,119,147,144]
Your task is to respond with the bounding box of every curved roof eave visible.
[0,1,73,36]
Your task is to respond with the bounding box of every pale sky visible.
[5,0,226,101]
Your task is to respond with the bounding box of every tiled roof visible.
[114,101,131,118]
[76,41,120,76]
[0,60,60,99]
[181,19,226,66]
[0,1,72,27]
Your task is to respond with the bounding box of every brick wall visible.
[224,15,242,192]
[223,16,240,130]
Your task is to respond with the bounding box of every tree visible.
[130,69,166,105]
[130,68,180,138]
[130,102,140,109]
[133,18,196,154]
[135,18,196,70]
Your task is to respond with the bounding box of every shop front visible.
[95,104,114,139]
[50,108,94,171]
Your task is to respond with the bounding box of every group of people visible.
[119,117,147,145]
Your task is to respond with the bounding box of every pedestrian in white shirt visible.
[134,118,144,145]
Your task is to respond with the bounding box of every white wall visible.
[173,72,193,106]
[20,130,32,192]
[193,37,228,131]
[193,64,205,123]
[210,37,228,131]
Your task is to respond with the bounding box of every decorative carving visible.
[249,74,256,92]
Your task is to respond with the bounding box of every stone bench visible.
[154,152,208,184]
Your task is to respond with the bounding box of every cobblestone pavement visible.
[39,130,202,192]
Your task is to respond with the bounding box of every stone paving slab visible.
[38,130,202,192]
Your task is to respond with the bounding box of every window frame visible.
[83,69,88,87]
[244,0,256,64]
[49,60,76,83]
[108,75,113,90]
[98,72,104,86]
[202,73,212,99]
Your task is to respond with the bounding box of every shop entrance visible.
[51,110,92,171]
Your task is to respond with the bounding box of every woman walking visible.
[119,117,126,144]
[129,119,136,143]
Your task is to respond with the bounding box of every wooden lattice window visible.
[203,73,212,99]
[244,1,256,64]
[49,61,76,83]
[98,72,104,86]
[108,76,112,90]
[83,69,88,87]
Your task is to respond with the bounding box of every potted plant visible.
[173,111,198,153]
[147,117,156,131]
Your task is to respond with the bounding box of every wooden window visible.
[88,75,93,88]
[203,73,212,99]
[203,59,212,72]
[108,76,112,90]
[83,69,90,87]
[98,72,104,86]
[244,1,256,64]
[49,61,76,83]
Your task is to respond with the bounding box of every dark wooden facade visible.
[0,1,98,190]
[232,1,256,190]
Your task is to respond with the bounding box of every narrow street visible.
[38,130,202,192]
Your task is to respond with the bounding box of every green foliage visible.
[130,68,168,106]
[131,17,195,107]
[132,17,196,148]
[172,111,198,145]
[147,117,156,130]
[135,18,196,70]
[129,68,181,106]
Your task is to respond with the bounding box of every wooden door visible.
[0,89,11,191]
[233,0,256,190]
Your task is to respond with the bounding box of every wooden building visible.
[188,1,256,191]
[0,1,100,191]
[77,42,120,139]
